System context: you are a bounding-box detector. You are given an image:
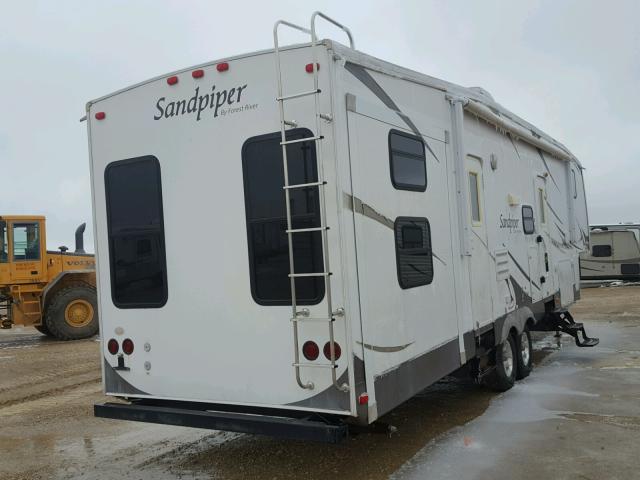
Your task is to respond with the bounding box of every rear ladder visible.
[273,12,354,392]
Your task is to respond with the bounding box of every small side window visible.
[592,245,612,257]
[522,205,535,235]
[389,130,427,191]
[468,172,481,224]
[538,188,546,224]
[395,217,434,289]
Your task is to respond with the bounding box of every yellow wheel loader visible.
[0,216,98,340]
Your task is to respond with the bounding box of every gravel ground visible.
[1,286,638,479]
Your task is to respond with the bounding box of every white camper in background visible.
[580,224,640,281]
[87,13,597,443]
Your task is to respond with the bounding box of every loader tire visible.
[34,323,53,337]
[45,285,99,340]
[483,334,516,392]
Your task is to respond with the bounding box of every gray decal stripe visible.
[344,62,439,163]
[508,251,540,291]
[344,192,447,266]
[358,341,414,353]
[583,257,640,265]
[538,149,560,191]
[555,222,567,239]
[579,266,602,272]
[103,358,149,396]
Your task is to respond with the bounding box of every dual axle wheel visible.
[484,326,533,391]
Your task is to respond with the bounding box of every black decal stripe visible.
[344,62,439,163]
[508,251,540,290]
[537,149,560,191]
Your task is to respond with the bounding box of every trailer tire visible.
[45,285,99,340]
[516,327,533,380]
[484,335,517,392]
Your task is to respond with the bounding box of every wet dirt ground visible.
[1,286,639,479]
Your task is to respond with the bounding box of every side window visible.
[468,172,481,224]
[0,221,7,263]
[522,205,535,235]
[104,156,168,308]
[242,129,325,305]
[389,130,427,191]
[538,188,546,224]
[12,223,40,261]
[395,217,434,289]
[592,245,612,257]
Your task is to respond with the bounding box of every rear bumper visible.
[94,401,348,443]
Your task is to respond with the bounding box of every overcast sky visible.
[1,0,638,251]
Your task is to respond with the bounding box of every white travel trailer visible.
[580,224,640,281]
[88,13,597,442]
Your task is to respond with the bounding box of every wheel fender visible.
[494,306,534,347]
[42,270,95,307]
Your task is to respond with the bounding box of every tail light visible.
[122,338,134,355]
[107,338,119,355]
[302,341,319,361]
[305,63,320,73]
[323,341,341,360]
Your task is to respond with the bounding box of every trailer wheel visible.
[516,327,533,380]
[45,285,99,340]
[484,335,517,392]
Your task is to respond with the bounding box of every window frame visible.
[591,245,612,258]
[241,128,325,306]
[104,155,168,309]
[522,205,535,235]
[394,216,434,289]
[0,220,8,263]
[388,129,427,192]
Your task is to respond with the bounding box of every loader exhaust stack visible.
[75,223,86,254]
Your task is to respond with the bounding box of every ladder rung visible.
[283,181,326,190]
[281,135,323,146]
[293,363,338,369]
[286,226,328,234]
[277,89,321,101]
[22,301,40,305]
[289,272,331,278]
[290,317,335,322]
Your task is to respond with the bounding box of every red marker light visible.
[122,338,134,355]
[305,63,320,73]
[358,393,369,405]
[216,62,229,72]
[302,341,319,361]
[95,112,106,120]
[192,69,204,79]
[167,76,178,85]
[323,341,342,360]
[107,339,119,355]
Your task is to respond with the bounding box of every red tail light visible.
[95,112,106,120]
[167,75,178,85]
[122,338,134,355]
[192,69,204,79]
[358,393,369,405]
[107,339,119,355]
[216,62,229,72]
[302,341,319,361]
[323,342,341,360]
[305,63,320,73]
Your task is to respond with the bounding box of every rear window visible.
[104,156,168,308]
[242,129,325,305]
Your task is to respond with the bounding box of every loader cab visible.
[0,216,47,286]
